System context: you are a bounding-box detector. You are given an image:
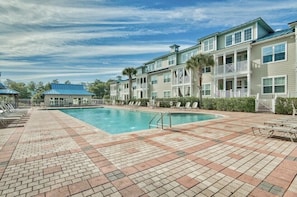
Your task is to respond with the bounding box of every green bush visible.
[201,97,255,112]
[152,97,255,112]
[275,97,297,115]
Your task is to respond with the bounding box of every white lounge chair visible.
[184,102,191,109]
[252,122,297,142]
[191,102,198,109]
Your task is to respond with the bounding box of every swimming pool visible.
[60,108,219,134]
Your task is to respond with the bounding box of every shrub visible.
[275,97,297,115]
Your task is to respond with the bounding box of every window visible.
[168,55,176,65]
[202,66,211,73]
[151,76,158,84]
[262,43,286,63]
[244,28,252,41]
[146,63,155,72]
[203,38,214,52]
[202,84,211,96]
[235,32,241,44]
[181,49,198,63]
[262,76,286,94]
[226,35,232,46]
[151,92,157,99]
[163,91,171,98]
[155,60,162,69]
[163,73,171,83]
[225,27,252,47]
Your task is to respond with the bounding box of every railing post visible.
[161,113,163,130]
[168,113,171,128]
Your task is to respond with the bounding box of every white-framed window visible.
[151,92,157,99]
[225,34,233,47]
[234,32,241,44]
[163,91,171,98]
[163,73,171,83]
[202,84,211,96]
[244,28,252,41]
[155,60,162,69]
[203,38,214,52]
[151,76,158,84]
[146,63,155,72]
[181,49,198,63]
[225,27,253,47]
[262,75,286,94]
[262,42,286,64]
[168,55,176,65]
[202,66,211,73]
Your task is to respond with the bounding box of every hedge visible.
[202,97,255,112]
[275,97,297,115]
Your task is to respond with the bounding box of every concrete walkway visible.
[0,107,297,197]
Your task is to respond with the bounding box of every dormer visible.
[198,32,218,53]
[208,17,275,50]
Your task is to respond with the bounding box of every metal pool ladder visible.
[149,112,172,129]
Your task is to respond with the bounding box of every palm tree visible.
[122,67,137,100]
[186,53,214,107]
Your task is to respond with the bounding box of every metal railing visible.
[149,112,172,129]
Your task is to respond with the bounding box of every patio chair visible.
[175,102,181,108]
[0,112,22,127]
[184,102,191,109]
[252,122,297,142]
[0,105,25,117]
[191,102,198,109]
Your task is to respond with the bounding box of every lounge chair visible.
[184,102,191,109]
[174,102,181,109]
[252,121,297,142]
[0,111,22,127]
[191,102,198,109]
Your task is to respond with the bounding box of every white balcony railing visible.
[215,60,247,75]
[137,83,147,89]
[215,88,247,98]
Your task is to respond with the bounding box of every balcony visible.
[215,88,248,98]
[110,90,118,96]
[137,83,147,89]
[215,60,248,76]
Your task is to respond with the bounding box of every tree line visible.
[3,78,114,101]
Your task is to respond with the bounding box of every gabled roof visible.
[43,84,94,96]
[0,82,19,95]
[255,28,294,43]
[198,17,274,42]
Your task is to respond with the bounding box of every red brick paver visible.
[0,107,297,197]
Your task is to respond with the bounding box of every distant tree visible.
[4,79,31,99]
[186,54,214,107]
[122,67,137,100]
[65,80,71,84]
[31,81,51,102]
[52,79,59,84]
[88,79,109,98]
[27,81,36,93]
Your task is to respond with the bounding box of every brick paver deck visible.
[0,106,297,197]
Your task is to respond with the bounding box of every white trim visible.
[225,26,253,48]
[202,83,211,96]
[261,75,287,95]
[261,42,287,64]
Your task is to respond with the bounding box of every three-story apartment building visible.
[110,17,296,102]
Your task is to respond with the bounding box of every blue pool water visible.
[60,108,219,134]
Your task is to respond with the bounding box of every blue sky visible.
[0,0,296,84]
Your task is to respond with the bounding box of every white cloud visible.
[0,0,296,83]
